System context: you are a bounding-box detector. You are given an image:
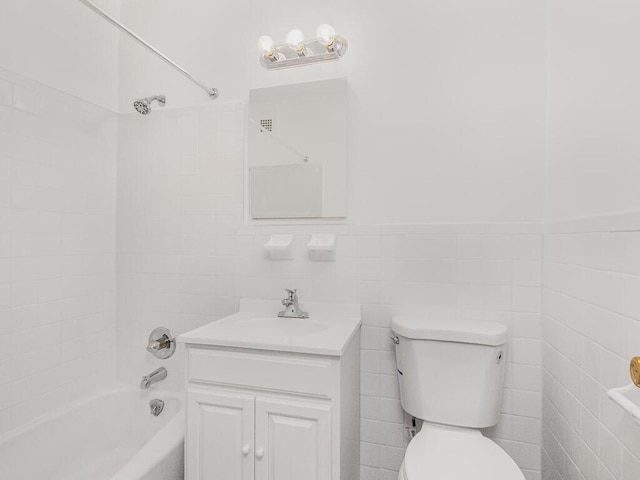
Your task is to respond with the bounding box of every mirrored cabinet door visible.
[248,78,348,220]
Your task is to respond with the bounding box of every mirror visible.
[248,78,348,219]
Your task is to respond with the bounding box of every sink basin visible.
[233,317,328,337]
[178,299,362,356]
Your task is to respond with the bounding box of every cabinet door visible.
[254,397,332,480]
[187,390,255,480]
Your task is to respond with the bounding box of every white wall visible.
[116,103,543,480]
[115,1,547,478]
[111,0,546,480]
[0,66,118,434]
[546,1,640,222]
[118,0,547,224]
[0,1,548,475]
[0,0,120,111]
[0,0,120,435]
[542,232,640,480]
[543,2,640,480]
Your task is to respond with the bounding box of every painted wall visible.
[115,1,547,478]
[546,0,640,222]
[542,2,640,479]
[118,0,547,224]
[0,66,118,434]
[0,1,548,475]
[0,0,120,111]
[116,104,543,480]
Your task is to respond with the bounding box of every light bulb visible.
[286,29,305,52]
[257,35,276,56]
[316,24,336,46]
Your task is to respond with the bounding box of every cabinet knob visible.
[255,447,264,459]
[241,444,251,455]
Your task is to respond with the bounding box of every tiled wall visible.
[117,103,543,480]
[542,224,640,480]
[0,67,118,434]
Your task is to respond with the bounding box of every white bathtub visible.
[0,387,185,480]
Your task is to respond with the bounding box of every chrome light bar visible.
[258,25,348,70]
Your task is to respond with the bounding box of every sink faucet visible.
[278,289,309,319]
[140,367,167,389]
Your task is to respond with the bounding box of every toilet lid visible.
[403,426,525,480]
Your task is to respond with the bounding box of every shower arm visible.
[77,0,218,99]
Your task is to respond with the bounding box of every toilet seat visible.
[401,425,525,480]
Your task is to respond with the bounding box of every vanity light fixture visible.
[286,29,306,56]
[316,24,336,48]
[258,24,348,70]
[257,35,281,63]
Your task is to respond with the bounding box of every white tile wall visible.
[542,228,640,480]
[0,67,117,434]
[117,103,543,479]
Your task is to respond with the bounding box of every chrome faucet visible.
[278,289,309,319]
[140,367,167,389]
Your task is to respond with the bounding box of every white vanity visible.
[178,298,361,480]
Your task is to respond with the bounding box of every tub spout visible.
[140,367,167,389]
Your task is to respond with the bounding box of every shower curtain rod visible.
[77,0,218,99]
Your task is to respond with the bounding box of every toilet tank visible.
[391,317,508,428]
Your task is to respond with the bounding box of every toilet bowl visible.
[391,317,525,480]
[398,424,524,480]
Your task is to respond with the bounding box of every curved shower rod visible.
[77,0,218,99]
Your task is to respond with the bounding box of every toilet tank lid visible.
[391,317,507,346]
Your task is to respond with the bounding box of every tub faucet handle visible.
[148,340,163,351]
[147,327,176,359]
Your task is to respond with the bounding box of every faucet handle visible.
[278,288,309,318]
[147,327,176,360]
[285,289,297,302]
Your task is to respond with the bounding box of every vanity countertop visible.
[178,299,361,356]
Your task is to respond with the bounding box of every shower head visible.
[133,95,166,115]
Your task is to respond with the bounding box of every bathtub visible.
[0,387,185,480]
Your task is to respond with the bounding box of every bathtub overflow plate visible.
[150,399,165,416]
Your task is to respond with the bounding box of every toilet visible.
[391,317,525,480]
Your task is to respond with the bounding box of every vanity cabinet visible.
[255,397,333,480]
[187,390,255,480]
[180,299,361,480]
[184,338,360,480]
[188,389,334,480]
